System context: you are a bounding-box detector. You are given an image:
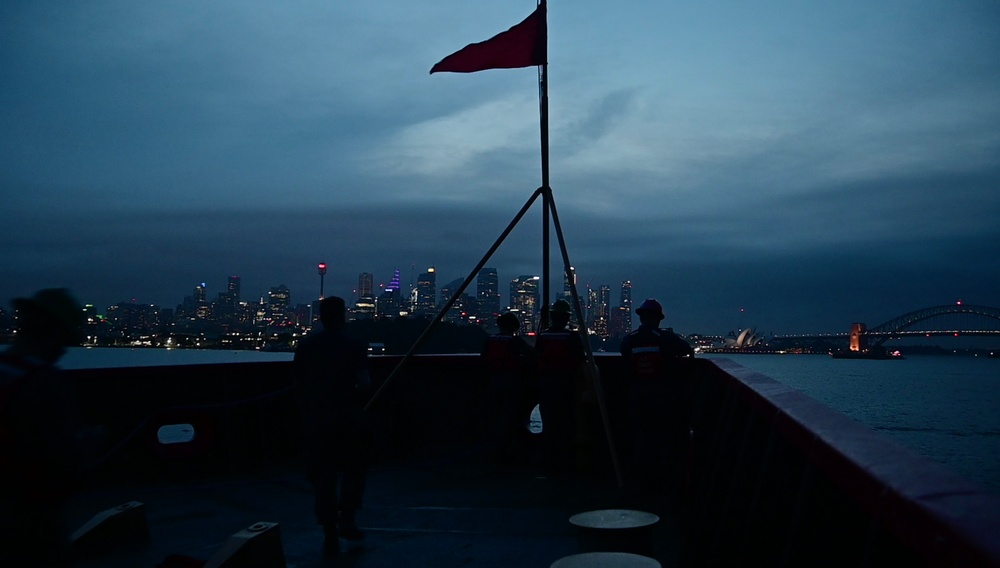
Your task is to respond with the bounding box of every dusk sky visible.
[3,1,999,336]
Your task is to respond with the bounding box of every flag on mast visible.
[430,1,546,74]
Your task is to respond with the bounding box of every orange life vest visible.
[625,330,667,380]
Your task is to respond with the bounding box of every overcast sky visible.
[2,0,998,335]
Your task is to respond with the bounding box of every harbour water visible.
[59,348,999,494]
[703,353,1000,494]
[61,346,294,368]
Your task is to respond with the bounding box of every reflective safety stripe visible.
[628,338,666,380]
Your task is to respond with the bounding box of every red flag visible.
[430,2,546,74]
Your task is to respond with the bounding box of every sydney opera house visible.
[723,327,768,349]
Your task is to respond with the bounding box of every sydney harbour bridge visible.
[768,303,1000,352]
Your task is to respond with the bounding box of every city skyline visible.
[3,2,998,337]
[9,265,637,327]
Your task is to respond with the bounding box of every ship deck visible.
[59,357,1000,567]
[67,454,680,568]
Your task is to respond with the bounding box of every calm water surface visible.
[704,353,1000,494]
[60,348,999,493]
[61,346,294,368]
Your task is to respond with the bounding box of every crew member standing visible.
[1,289,92,567]
[619,298,694,508]
[481,312,536,463]
[294,296,371,556]
[534,299,586,472]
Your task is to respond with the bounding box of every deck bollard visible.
[204,521,285,568]
[569,509,659,556]
[551,551,661,567]
[71,501,150,559]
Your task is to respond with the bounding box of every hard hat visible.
[635,298,664,320]
[551,299,572,315]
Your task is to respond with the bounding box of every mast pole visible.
[538,4,551,328]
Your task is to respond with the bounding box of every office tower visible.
[268,284,291,323]
[193,283,207,303]
[416,267,436,315]
[562,266,577,302]
[355,272,376,320]
[477,268,500,322]
[387,268,401,292]
[619,279,632,331]
[610,280,634,340]
[439,277,474,322]
[354,296,376,320]
[585,285,597,328]
[358,272,374,298]
[510,275,540,334]
[588,284,610,339]
[268,285,290,310]
[227,276,241,302]
[215,276,240,324]
[106,301,161,335]
[376,288,401,320]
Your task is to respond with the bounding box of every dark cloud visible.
[2,1,999,340]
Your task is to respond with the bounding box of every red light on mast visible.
[318,263,327,275]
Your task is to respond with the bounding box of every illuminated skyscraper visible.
[477,268,500,322]
[439,277,473,322]
[610,280,634,340]
[268,284,291,323]
[510,275,540,334]
[593,284,611,339]
[227,276,241,302]
[416,267,436,315]
[193,283,207,303]
[355,272,376,320]
[562,266,576,302]
[358,272,374,298]
[376,288,401,320]
[216,276,240,323]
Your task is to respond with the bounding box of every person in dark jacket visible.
[619,298,694,508]
[1,288,90,567]
[481,312,536,463]
[534,299,586,472]
[294,296,371,556]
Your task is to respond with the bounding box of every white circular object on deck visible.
[569,509,659,530]
[550,551,661,568]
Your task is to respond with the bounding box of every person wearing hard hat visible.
[481,312,537,463]
[619,298,694,509]
[1,288,90,566]
[534,298,586,472]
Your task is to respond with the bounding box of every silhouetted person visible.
[619,298,694,509]
[294,296,371,556]
[534,299,586,472]
[0,288,88,567]
[481,312,536,463]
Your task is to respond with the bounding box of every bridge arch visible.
[866,304,1000,347]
